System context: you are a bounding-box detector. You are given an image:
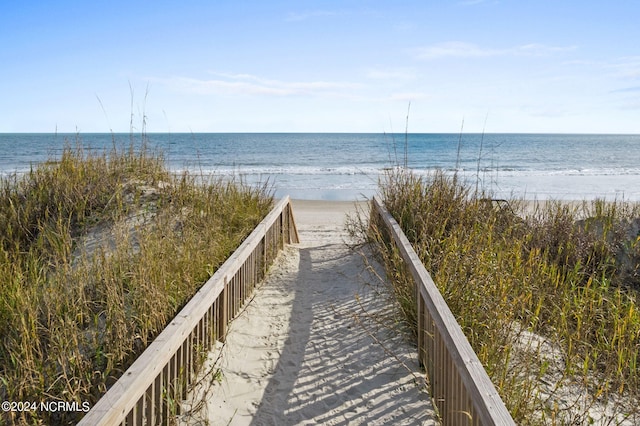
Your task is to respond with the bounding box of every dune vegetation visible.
[368,169,640,424]
[0,139,272,425]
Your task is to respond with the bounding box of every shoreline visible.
[3,132,640,202]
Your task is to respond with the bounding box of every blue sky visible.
[2,1,639,133]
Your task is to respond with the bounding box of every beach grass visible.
[0,139,272,425]
[366,168,640,424]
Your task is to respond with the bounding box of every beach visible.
[2,133,640,424]
[178,199,437,425]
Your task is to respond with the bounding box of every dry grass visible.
[0,139,272,425]
[364,168,640,424]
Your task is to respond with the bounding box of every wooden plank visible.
[372,197,514,426]
[287,203,300,243]
[152,374,161,424]
[220,278,228,342]
[417,293,424,368]
[79,197,298,425]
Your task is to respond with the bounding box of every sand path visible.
[180,200,437,425]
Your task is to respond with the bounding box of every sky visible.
[1,1,640,134]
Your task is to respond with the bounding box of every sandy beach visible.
[179,199,436,425]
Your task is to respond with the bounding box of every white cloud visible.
[413,41,576,60]
[285,10,340,22]
[414,42,502,59]
[517,43,577,55]
[156,73,365,98]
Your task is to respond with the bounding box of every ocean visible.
[1,133,639,201]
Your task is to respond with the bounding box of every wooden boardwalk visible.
[179,200,437,425]
[80,197,513,425]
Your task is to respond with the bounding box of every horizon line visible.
[2,131,640,136]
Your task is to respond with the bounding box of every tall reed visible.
[369,168,640,424]
[0,139,272,425]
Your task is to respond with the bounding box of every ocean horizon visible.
[1,132,639,201]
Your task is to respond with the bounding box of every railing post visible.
[262,234,267,276]
[219,277,228,343]
[417,295,424,368]
[286,201,300,244]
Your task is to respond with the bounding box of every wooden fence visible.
[78,196,299,426]
[371,197,515,426]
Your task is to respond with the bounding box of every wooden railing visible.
[371,197,515,426]
[78,196,299,426]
